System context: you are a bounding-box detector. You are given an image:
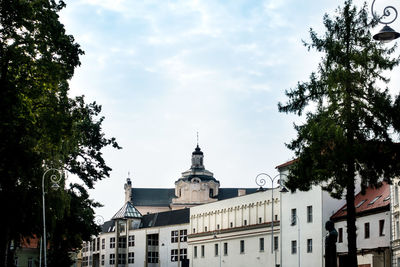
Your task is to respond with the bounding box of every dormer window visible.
[369,195,381,205]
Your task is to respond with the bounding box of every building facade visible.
[392,179,400,267]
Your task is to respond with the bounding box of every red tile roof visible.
[331,182,390,221]
[275,159,298,169]
[21,235,40,249]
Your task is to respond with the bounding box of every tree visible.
[278,1,400,266]
[0,0,120,265]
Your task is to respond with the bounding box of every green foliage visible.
[278,1,400,266]
[0,0,120,265]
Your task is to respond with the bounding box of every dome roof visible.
[192,145,203,155]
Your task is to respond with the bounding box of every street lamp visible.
[371,0,400,41]
[255,173,282,267]
[42,168,63,267]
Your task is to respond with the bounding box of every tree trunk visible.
[345,167,358,267]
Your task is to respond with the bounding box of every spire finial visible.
[197,132,199,146]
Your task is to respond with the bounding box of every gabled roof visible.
[140,208,189,228]
[331,182,390,221]
[275,159,298,170]
[112,201,142,220]
[131,188,176,207]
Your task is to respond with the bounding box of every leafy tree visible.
[278,1,400,266]
[0,0,120,265]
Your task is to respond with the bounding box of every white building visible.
[277,160,346,267]
[331,182,391,267]
[188,189,280,267]
[391,179,400,267]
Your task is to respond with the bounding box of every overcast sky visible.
[59,0,400,220]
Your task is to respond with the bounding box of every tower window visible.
[209,188,214,197]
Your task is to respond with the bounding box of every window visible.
[180,249,187,260]
[307,206,313,223]
[274,236,279,251]
[209,188,214,197]
[259,217,262,224]
[109,254,115,265]
[180,230,188,242]
[147,234,159,246]
[230,222,233,228]
[215,244,219,256]
[171,230,178,243]
[338,228,343,243]
[369,195,381,205]
[240,240,245,254]
[307,239,312,253]
[365,222,370,239]
[101,238,105,249]
[118,237,126,248]
[171,249,179,262]
[397,257,400,267]
[14,257,18,267]
[201,245,205,257]
[291,240,297,254]
[379,219,385,236]
[147,251,158,263]
[128,252,134,264]
[395,186,399,205]
[101,255,104,266]
[356,200,366,208]
[128,235,135,246]
[397,218,400,239]
[244,220,247,226]
[223,242,228,256]
[194,246,198,258]
[28,258,33,267]
[205,226,208,232]
[291,209,297,225]
[275,214,278,221]
[96,237,100,251]
[110,237,115,248]
[217,224,220,230]
[259,238,264,252]
[193,228,196,233]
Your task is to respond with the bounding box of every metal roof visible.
[112,201,143,220]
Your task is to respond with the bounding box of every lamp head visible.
[373,25,400,42]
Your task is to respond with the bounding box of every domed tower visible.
[171,144,220,209]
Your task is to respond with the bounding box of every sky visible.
[58,0,400,220]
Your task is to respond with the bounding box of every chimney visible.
[238,189,246,196]
[124,178,132,203]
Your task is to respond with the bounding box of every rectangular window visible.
[379,219,385,236]
[259,217,262,224]
[244,219,247,226]
[205,226,208,232]
[109,254,115,265]
[180,229,188,242]
[397,218,400,239]
[128,235,135,246]
[307,206,313,223]
[147,251,159,263]
[201,245,205,257]
[397,257,400,267]
[259,238,264,252]
[101,255,104,266]
[215,244,219,256]
[101,238,105,249]
[365,222,370,239]
[217,224,220,230]
[291,240,297,254]
[147,234,159,246]
[193,228,196,233]
[180,248,187,260]
[291,209,297,225]
[118,237,126,248]
[274,236,279,251]
[307,239,312,253]
[395,186,399,205]
[338,228,343,243]
[27,258,33,267]
[194,246,198,258]
[230,222,233,228]
[110,237,115,248]
[128,252,134,264]
[171,249,178,262]
[96,237,100,251]
[223,242,228,256]
[240,240,245,254]
[171,230,178,243]
[118,254,126,264]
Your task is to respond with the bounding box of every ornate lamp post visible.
[42,168,63,267]
[371,0,400,41]
[255,173,281,267]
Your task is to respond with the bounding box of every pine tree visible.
[278,1,400,266]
